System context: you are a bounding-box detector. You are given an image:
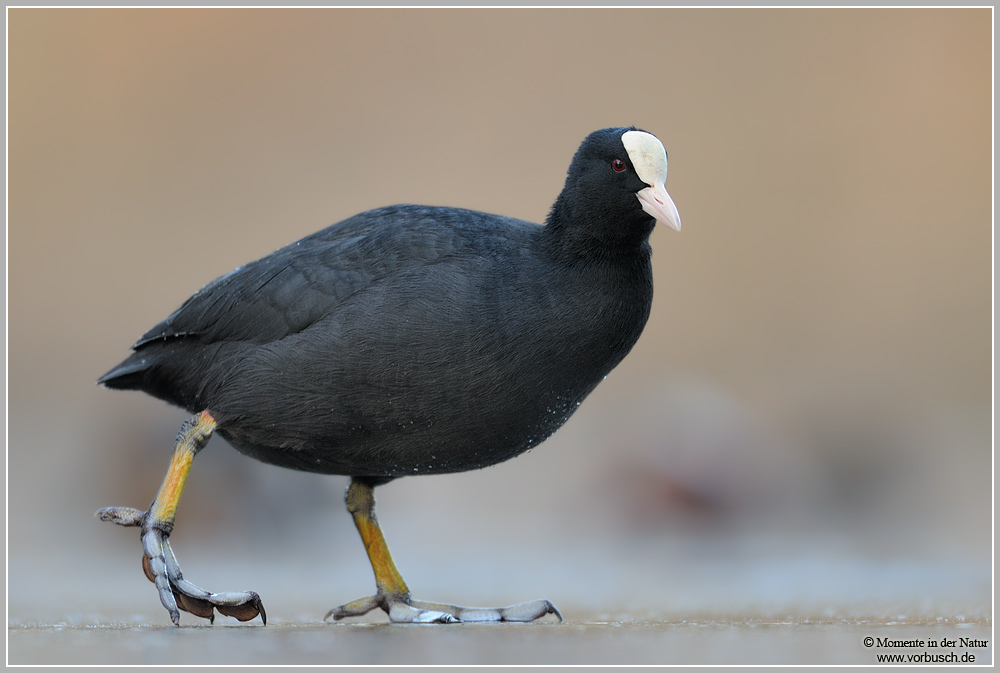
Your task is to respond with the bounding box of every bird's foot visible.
[324,593,561,624]
[96,506,266,625]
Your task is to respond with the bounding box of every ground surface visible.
[8,616,992,666]
[8,532,991,666]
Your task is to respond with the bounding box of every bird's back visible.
[100,204,652,477]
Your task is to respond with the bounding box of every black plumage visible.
[97,126,680,624]
[101,128,668,479]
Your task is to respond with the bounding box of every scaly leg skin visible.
[95,411,266,626]
[324,478,562,624]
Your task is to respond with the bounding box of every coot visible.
[96,126,681,625]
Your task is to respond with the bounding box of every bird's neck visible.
[543,192,654,265]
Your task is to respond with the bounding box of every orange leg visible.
[347,478,411,599]
[326,478,562,624]
[97,411,265,625]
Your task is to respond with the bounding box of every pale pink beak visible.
[636,182,681,232]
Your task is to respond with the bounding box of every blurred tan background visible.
[7,8,992,664]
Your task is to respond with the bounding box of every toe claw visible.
[216,593,266,624]
[546,601,563,623]
[497,598,562,622]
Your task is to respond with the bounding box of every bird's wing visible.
[131,206,466,349]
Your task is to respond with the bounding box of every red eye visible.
[611,158,626,172]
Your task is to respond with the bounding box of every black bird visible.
[96,127,681,625]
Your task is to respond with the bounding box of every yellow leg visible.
[149,410,216,532]
[326,478,562,624]
[345,478,410,599]
[97,410,265,625]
